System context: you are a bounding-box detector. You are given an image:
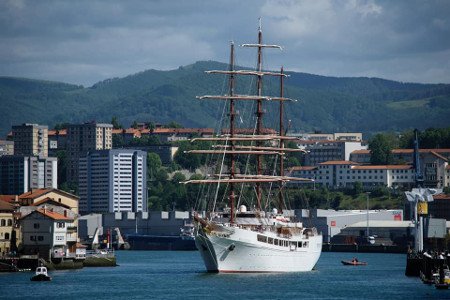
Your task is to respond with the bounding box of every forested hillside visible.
[1,61,450,137]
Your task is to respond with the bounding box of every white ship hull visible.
[195,225,322,272]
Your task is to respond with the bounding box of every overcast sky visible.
[1,0,450,87]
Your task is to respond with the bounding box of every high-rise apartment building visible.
[78,149,147,214]
[66,122,113,184]
[0,156,57,194]
[12,124,48,158]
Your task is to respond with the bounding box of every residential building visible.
[66,122,113,183]
[12,123,48,158]
[0,200,14,254]
[18,188,79,216]
[20,208,76,260]
[289,160,416,189]
[78,149,147,214]
[0,140,14,156]
[297,140,367,166]
[350,149,450,188]
[0,156,57,194]
[288,132,363,142]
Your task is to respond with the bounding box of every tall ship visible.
[183,22,322,272]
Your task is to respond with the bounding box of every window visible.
[57,222,65,228]
[33,223,40,229]
[30,236,36,241]
[38,236,44,241]
[0,220,5,226]
[5,233,10,239]
[7,219,12,226]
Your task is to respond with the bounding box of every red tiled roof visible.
[0,200,14,211]
[352,165,413,170]
[111,127,216,135]
[48,129,67,136]
[35,208,72,221]
[319,161,356,165]
[19,188,79,201]
[0,195,16,203]
[351,149,370,154]
[19,188,52,200]
[32,197,71,208]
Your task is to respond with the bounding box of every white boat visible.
[195,210,322,272]
[183,21,322,273]
[30,266,51,281]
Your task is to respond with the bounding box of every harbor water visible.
[1,251,449,299]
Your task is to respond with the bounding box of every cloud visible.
[0,0,449,85]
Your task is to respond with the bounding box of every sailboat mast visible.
[256,22,264,211]
[228,42,236,224]
[278,66,285,212]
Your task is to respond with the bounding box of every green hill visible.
[1,61,450,137]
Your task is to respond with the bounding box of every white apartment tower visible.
[78,149,147,214]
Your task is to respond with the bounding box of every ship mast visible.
[255,22,264,210]
[278,66,285,213]
[184,21,312,213]
[228,42,236,224]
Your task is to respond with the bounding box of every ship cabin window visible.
[268,237,274,244]
[303,241,309,248]
[274,239,279,246]
[257,234,267,243]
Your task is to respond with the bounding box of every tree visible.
[147,152,162,180]
[174,141,201,171]
[353,181,363,195]
[155,169,168,182]
[368,133,396,165]
[111,116,122,129]
[171,172,186,183]
[147,122,156,133]
[112,134,124,148]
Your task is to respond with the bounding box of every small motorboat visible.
[341,258,367,266]
[30,266,51,281]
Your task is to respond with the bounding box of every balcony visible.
[66,233,77,242]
